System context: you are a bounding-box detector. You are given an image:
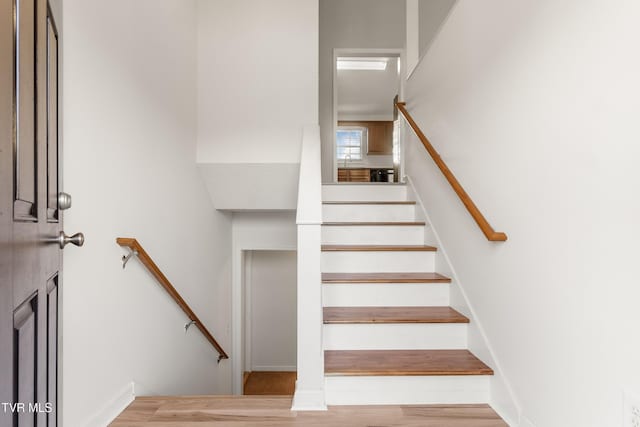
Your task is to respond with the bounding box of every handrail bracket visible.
[185,319,197,333]
[121,249,139,269]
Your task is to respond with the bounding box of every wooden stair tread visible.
[322,183,406,186]
[323,201,416,205]
[324,350,493,376]
[323,221,426,226]
[322,244,437,252]
[322,272,451,283]
[323,307,469,324]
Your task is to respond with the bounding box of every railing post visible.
[291,125,327,411]
[292,223,325,410]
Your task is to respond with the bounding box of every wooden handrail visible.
[395,102,507,242]
[116,237,229,361]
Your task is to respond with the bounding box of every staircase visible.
[320,183,493,405]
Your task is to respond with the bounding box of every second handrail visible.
[396,102,507,242]
[116,237,229,361]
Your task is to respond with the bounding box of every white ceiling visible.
[337,57,400,121]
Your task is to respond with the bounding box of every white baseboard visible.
[291,382,327,411]
[251,365,297,372]
[131,380,159,396]
[518,415,536,427]
[405,175,521,424]
[490,401,519,426]
[82,381,135,427]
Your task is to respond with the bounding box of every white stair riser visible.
[323,204,416,222]
[323,323,467,350]
[321,251,435,273]
[322,225,424,245]
[324,375,490,405]
[322,185,407,201]
[322,283,450,307]
[318,184,493,407]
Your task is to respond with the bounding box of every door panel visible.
[14,295,38,427]
[46,14,58,223]
[14,0,38,221]
[46,276,57,427]
[1,0,64,426]
[0,0,16,417]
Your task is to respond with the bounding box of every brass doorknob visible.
[57,231,84,249]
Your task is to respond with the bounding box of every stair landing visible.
[111,396,508,426]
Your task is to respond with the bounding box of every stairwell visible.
[320,183,494,405]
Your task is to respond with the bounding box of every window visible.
[336,128,365,160]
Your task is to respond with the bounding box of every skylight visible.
[337,57,388,71]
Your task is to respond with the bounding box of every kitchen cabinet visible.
[366,122,393,154]
[338,121,393,155]
[338,168,370,182]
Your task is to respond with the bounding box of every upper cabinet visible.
[367,121,393,155]
[338,121,393,155]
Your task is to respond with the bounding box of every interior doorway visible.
[242,250,297,395]
[332,49,404,183]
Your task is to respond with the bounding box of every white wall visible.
[233,212,297,250]
[407,0,457,78]
[199,163,299,210]
[319,0,406,181]
[404,0,640,425]
[62,1,232,425]
[246,251,297,372]
[195,0,318,211]
[196,0,318,164]
[418,0,456,59]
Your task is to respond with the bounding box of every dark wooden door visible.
[1,0,65,425]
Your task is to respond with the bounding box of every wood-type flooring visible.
[110,396,508,426]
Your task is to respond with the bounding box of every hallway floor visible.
[110,396,507,426]
[243,371,296,395]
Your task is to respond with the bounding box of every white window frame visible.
[336,126,366,161]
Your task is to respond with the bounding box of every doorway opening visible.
[333,50,404,183]
[242,250,297,395]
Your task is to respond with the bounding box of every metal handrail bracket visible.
[121,248,139,269]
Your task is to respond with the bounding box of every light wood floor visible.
[243,371,296,395]
[110,396,508,426]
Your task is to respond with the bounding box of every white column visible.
[291,224,325,410]
[292,125,326,410]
